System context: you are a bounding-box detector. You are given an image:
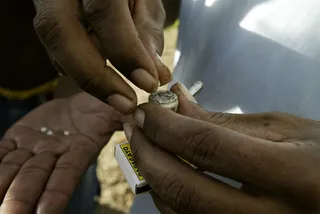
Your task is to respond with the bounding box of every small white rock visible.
[47,130,53,136]
[41,127,47,132]
[64,131,70,136]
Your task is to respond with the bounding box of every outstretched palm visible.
[0,93,122,214]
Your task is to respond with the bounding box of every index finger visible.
[132,104,296,194]
[36,144,96,214]
[32,0,137,114]
[83,0,161,89]
[1,153,57,214]
[128,125,283,214]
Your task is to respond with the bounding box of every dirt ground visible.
[94,26,178,214]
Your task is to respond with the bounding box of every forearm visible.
[162,0,181,28]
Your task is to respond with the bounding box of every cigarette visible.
[115,81,204,195]
[188,81,204,96]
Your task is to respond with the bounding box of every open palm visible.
[0,93,122,214]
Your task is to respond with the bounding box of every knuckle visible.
[19,164,48,175]
[131,140,143,166]
[74,74,92,91]
[160,173,179,201]
[262,129,285,141]
[83,0,112,25]
[159,173,196,213]
[185,130,215,167]
[148,25,165,53]
[73,73,107,101]
[33,7,62,50]
[209,112,233,125]
[146,0,166,24]
[3,198,33,210]
[1,161,21,169]
[260,112,283,123]
[159,3,166,22]
[55,162,82,174]
[142,106,163,141]
[137,20,165,52]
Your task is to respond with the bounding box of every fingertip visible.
[132,107,145,128]
[170,83,197,110]
[131,69,159,93]
[123,123,134,142]
[170,82,180,93]
[172,82,198,104]
[170,83,203,116]
[107,94,137,115]
[156,54,172,85]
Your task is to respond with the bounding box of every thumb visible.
[133,0,172,85]
[170,82,223,122]
[170,82,290,141]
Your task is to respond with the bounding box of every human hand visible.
[32,0,171,114]
[0,93,122,214]
[124,83,320,214]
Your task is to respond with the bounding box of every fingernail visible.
[131,69,158,93]
[133,108,145,128]
[52,59,67,75]
[123,123,134,141]
[157,53,165,64]
[107,94,135,115]
[157,54,172,85]
[177,82,198,103]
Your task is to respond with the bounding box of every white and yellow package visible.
[114,142,151,194]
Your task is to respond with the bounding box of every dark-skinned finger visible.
[51,36,100,76]
[127,125,285,214]
[132,104,305,197]
[170,82,309,141]
[33,0,137,115]
[170,82,272,131]
[133,0,172,85]
[50,33,104,76]
[36,139,97,213]
[0,140,16,161]
[88,33,106,58]
[150,192,177,214]
[1,153,57,214]
[67,93,124,145]
[83,0,159,92]
[0,149,33,202]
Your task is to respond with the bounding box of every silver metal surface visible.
[149,81,203,111]
[148,90,179,111]
[148,90,178,104]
